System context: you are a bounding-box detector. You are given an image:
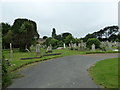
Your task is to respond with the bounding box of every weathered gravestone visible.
[63,43,66,48]
[74,43,77,48]
[46,44,52,53]
[92,44,95,51]
[108,42,112,50]
[25,45,30,52]
[36,44,41,55]
[10,43,13,61]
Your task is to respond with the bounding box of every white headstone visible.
[92,44,95,51]
[36,44,40,55]
[63,43,66,48]
[74,43,77,48]
[10,43,13,60]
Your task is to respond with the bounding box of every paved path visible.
[8,53,118,88]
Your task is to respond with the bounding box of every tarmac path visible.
[8,53,118,88]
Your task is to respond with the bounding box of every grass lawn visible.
[88,58,119,88]
[3,48,86,71]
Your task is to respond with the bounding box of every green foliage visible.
[43,36,48,40]
[62,32,72,42]
[3,30,13,48]
[52,28,57,38]
[83,25,119,42]
[83,33,96,42]
[1,23,11,36]
[65,34,75,46]
[7,18,39,51]
[49,38,59,49]
[86,38,101,49]
[2,56,12,88]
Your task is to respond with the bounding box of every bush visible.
[86,38,101,49]
[2,57,12,88]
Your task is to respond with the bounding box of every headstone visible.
[74,43,77,48]
[36,44,40,55]
[25,45,30,52]
[46,44,52,53]
[92,44,95,51]
[10,43,13,61]
[63,43,66,48]
[69,43,71,48]
[50,44,52,51]
[30,45,34,52]
[108,42,112,50]
[78,43,80,47]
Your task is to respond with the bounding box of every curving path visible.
[8,53,118,88]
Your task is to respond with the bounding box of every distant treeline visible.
[1,18,120,50]
[43,25,120,48]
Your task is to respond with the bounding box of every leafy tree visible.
[83,33,96,42]
[52,28,57,38]
[82,25,119,42]
[65,34,74,46]
[62,32,72,42]
[1,23,11,36]
[55,34,62,41]
[49,38,59,48]
[12,18,39,51]
[43,36,48,40]
[3,30,13,49]
[57,41,64,47]
[86,38,101,49]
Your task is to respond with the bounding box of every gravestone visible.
[92,44,95,51]
[49,44,52,51]
[10,43,13,61]
[74,43,77,48]
[30,45,34,52]
[108,42,112,50]
[25,45,30,52]
[63,43,66,48]
[78,43,80,47]
[46,44,52,53]
[36,44,40,55]
[69,43,71,48]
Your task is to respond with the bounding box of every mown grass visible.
[3,48,86,71]
[88,58,119,88]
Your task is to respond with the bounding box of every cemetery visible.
[1,18,120,88]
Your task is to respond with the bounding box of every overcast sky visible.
[1,0,119,38]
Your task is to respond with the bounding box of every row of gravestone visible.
[8,41,120,61]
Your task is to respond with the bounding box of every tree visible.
[3,30,13,49]
[83,33,96,42]
[86,38,101,49]
[12,18,39,51]
[43,36,48,40]
[62,32,72,42]
[1,23,11,36]
[65,34,75,46]
[52,28,57,38]
[49,38,59,48]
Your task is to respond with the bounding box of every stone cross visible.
[36,44,40,55]
[10,43,13,60]
[92,44,95,51]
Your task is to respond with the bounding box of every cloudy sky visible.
[1,0,119,38]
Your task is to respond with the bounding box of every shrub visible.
[86,38,101,49]
[2,56,12,88]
